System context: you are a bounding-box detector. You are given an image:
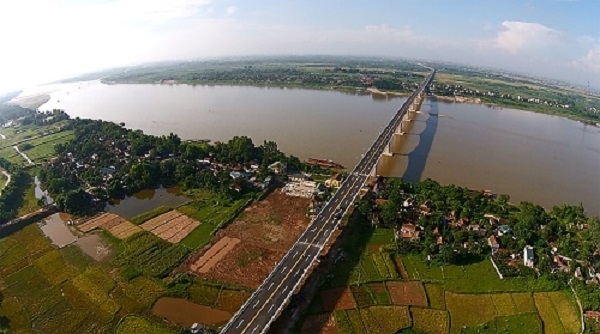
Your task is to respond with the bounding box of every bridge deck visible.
[221,67,436,334]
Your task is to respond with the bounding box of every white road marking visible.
[236,320,245,329]
[253,300,260,309]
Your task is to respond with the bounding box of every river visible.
[27,82,600,216]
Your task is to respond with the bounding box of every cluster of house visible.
[549,242,600,285]
[432,84,573,109]
[55,136,283,193]
[281,172,343,200]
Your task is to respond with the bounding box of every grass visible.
[433,72,600,123]
[358,308,383,333]
[179,191,254,249]
[188,281,222,307]
[113,231,189,278]
[351,285,375,308]
[21,130,73,162]
[0,120,70,144]
[0,146,23,164]
[130,205,173,225]
[494,313,543,334]
[446,292,497,332]
[0,169,7,191]
[117,315,176,334]
[425,284,446,309]
[346,309,366,333]
[402,254,562,293]
[366,283,391,305]
[0,223,232,334]
[534,291,581,334]
[33,249,79,285]
[17,172,41,216]
[71,267,120,315]
[215,289,252,313]
[370,306,411,333]
[411,307,450,334]
[333,310,354,334]
[60,244,92,271]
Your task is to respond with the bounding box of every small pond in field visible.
[39,212,76,248]
[39,212,111,260]
[104,187,189,219]
[151,297,231,327]
[75,234,111,261]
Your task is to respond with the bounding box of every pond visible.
[39,212,76,248]
[151,297,231,327]
[105,187,189,219]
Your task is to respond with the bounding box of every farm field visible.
[185,189,311,289]
[177,189,258,249]
[0,121,70,146]
[78,212,142,239]
[20,130,74,162]
[140,210,200,243]
[302,225,582,334]
[0,216,252,333]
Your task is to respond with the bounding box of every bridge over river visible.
[221,67,436,334]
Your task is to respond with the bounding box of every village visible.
[358,178,600,297]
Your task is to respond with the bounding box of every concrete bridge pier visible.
[382,141,393,156]
[395,123,404,135]
[370,163,378,177]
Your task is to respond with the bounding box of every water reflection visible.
[105,187,189,219]
[34,176,54,204]
[151,297,231,327]
[39,212,76,248]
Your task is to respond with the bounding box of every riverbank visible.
[434,94,600,127]
[9,93,50,110]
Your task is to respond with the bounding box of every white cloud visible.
[110,0,212,23]
[481,21,562,53]
[570,45,600,73]
[226,5,239,16]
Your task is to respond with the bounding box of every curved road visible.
[221,68,436,334]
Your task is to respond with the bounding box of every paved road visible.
[221,68,436,334]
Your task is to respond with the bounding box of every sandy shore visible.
[10,93,51,110]
[367,87,409,97]
[434,95,482,104]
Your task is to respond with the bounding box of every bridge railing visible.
[221,67,435,334]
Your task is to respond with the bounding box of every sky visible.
[0,0,599,93]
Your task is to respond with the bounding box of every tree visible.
[56,189,93,215]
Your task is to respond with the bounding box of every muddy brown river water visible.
[30,82,599,215]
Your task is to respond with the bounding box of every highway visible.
[221,67,435,334]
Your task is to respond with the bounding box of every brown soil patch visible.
[187,190,310,289]
[301,314,337,334]
[321,287,356,311]
[367,283,386,294]
[141,210,200,243]
[368,243,382,253]
[191,236,241,273]
[78,213,141,239]
[201,243,285,289]
[386,281,427,306]
[394,256,409,279]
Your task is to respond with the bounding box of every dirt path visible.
[13,145,33,164]
[0,169,10,194]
